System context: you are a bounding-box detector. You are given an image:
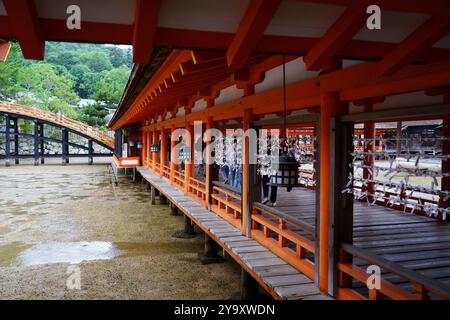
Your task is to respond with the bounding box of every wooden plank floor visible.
[276,188,450,298]
[135,167,330,300]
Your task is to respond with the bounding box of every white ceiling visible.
[158,0,249,33]
[35,0,136,24]
[353,11,430,44]
[265,0,345,38]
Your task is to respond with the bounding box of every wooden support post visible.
[150,185,156,205]
[199,233,224,264]
[319,91,348,294]
[242,108,253,237]
[39,123,44,164]
[205,117,214,210]
[184,122,194,193]
[160,194,167,205]
[170,125,177,184]
[152,129,158,172]
[5,114,10,167]
[142,129,147,166]
[13,117,19,165]
[363,105,375,201]
[62,128,69,165]
[173,215,196,239]
[170,202,178,216]
[34,120,39,166]
[88,140,93,165]
[240,268,259,300]
[147,130,152,168]
[314,120,321,287]
[328,117,354,297]
[160,127,167,177]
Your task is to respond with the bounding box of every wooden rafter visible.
[3,0,44,60]
[303,2,368,71]
[1,17,449,63]
[132,0,161,64]
[378,16,450,75]
[226,0,281,69]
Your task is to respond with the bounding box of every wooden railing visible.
[161,165,170,179]
[188,177,207,204]
[337,243,450,300]
[251,202,315,280]
[173,169,185,187]
[146,158,153,169]
[211,181,242,229]
[153,162,161,175]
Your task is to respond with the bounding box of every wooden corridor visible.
[135,166,330,300]
[275,188,450,299]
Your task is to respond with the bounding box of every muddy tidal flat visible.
[0,161,240,299]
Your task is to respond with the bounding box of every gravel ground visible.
[0,162,241,299]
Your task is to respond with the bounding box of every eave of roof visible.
[108,47,172,129]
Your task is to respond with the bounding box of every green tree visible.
[16,63,79,112]
[92,66,129,107]
[77,103,109,128]
[80,51,113,73]
[0,43,22,99]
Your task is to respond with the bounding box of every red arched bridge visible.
[0,103,114,166]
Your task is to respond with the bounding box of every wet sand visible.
[0,161,240,299]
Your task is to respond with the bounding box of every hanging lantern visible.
[268,56,299,192]
[128,140,135,147]
[178,147,192,162]
[151,143,160,153]
[269,155,299,192]
[137,141,143,149]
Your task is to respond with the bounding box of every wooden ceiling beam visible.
[226,0,281,69]
[303,2,368,71]
[3,0,44,60]
[132,0,161,64]
[378,16,450,76]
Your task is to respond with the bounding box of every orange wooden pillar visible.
[205,116,214,210]
[146,130,153,169]
[142,129,147,166]
[170,125,178,184]
[160,127,167,178]
[242,84,254,237]
[319,91,349,294]
[242,108,253,236]
[184,122,194,193]
[152,129,158,172]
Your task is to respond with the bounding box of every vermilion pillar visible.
[242,84,254,237]
[184,123,193,193]
[146,130,153,168]
[205,116,214,209]
[319,92,348,294]
[152,129,158,171]
[242,108,253,236]
[160,127,167,177]
[170,125,177,184]
[142,129,147,165]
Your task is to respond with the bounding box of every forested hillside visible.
[0,42,132,130]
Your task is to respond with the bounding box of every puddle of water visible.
[18,241,120,266]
